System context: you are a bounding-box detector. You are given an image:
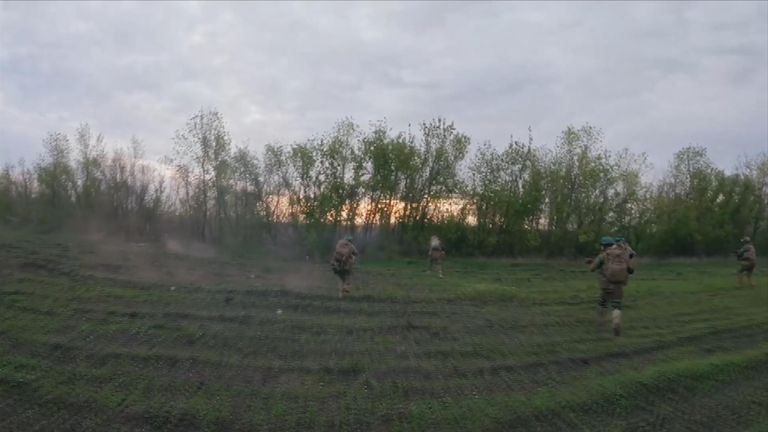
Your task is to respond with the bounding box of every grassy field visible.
[1,232,767,431]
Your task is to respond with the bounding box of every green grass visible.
[0,232,766,431]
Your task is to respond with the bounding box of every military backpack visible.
[603,246,630,283]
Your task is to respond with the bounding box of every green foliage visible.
[649,147,767,255]
[468,132,544,255]
[0,112,765,256]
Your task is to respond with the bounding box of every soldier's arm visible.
[589,255,603,272]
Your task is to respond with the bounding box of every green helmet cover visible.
[600,236,615,246]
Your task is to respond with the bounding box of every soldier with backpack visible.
[428,235,446,278]
[587,236,633,336]
[735,236,757,287]
[331,235,358,298]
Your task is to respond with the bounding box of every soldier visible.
[331,235,358,298]
[428,235,445,278]
[586,236,633,337]
[736,236,757,287]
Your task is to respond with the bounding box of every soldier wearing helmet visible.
[735,236,757,287]
[331,234,358,298]
[586,236,632,336]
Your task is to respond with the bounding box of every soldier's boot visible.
[612,309,622,337]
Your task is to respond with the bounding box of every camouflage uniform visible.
[615,237,636,280]
[589,237,631,336]
[428,236,445,278]
[590,249,626,311]
[736,237,757,287]
[331,238,358,298]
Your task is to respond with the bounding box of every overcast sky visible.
[1,1,766,173]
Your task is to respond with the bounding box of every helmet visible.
[741,236,751,243]
[600,236,615,246]
[614,236,625,243]
[344,234,353,242]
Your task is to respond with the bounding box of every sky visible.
[1,1,766,173]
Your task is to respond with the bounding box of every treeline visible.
[1,109,766,257]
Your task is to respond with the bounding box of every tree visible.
[261,143,293,243]
[231,145,265,242]
[468,134,545,255]
[738,152,768,249]
[399,118,470,241]
[606,149,651,250]
[542,124,614,256]
[172,109,232,241]
[36,132,76,224]
[651,146,723,255]
[74,123,106,213]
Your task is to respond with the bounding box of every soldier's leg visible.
[739,264,747,286]
[331,259,341,298]
[436,259,443,278]
[597,287,609,321]
[610,303,622,337]
[335,266,350,298]
[341,265,352,294]
[747,264,755,287]
[609,284,625,337]
[337,271,346,298]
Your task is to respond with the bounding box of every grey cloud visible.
[0,1,765,171]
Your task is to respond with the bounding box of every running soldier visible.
[735,236,757,287]
[331,235,358,298]
[428,235,445,278]
[587,236,633,337]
